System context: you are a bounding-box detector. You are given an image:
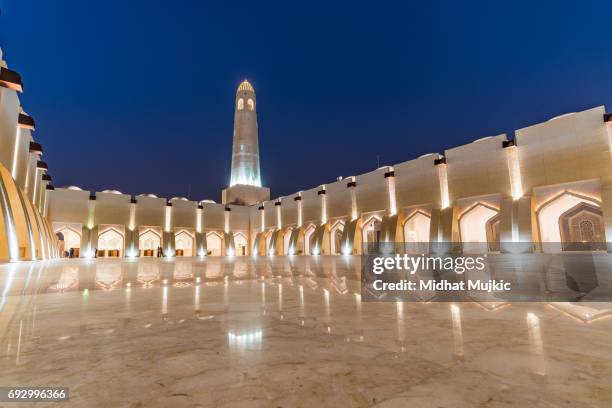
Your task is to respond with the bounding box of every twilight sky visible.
[1,0,611,201]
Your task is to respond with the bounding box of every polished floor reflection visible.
[0,257,611,407]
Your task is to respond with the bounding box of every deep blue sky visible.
[1,1,611,201]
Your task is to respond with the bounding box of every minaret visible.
[230,80,261,187]
[222,80,270,205]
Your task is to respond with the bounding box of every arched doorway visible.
[304,224,316,255]
[175,230,194,256]
[139,229,161,257]
[330,221,345,255]
[538,192,605,252]
[403,211,430,254]
[459,203,500,253]
[234,232,248,256]
[206,231,223,256]
[55,226,81,257]
[98,227,124,257]
[362,216,382,253]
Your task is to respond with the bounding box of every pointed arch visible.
[175,229,195,256]
[537,191,605,251]
[55,226,81,257]
[330,220,346,255]
[403,210,430,253]
[206,231,223,256]
[234,232,248,256]
[139,228,162,257]
[362,215,383,247]
[98,227,124,257]
[458,202,500,253]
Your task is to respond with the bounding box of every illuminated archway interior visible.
[330,221,344,254]
[139,229,161,257]
[459,204,499,253]
[538,193,605,251]
[234,232,248,256]
[175,230,194,256]
[403,212,430,253]
[56,227,81,256]
[207,232,223,256]
[98,228,124,257]
[362,217,382,245]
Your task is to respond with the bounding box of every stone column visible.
[80,225,98,258]
[312,187,330,255]
[125,197,139,258]
[125,228,139,258]
[163,202,175,257]
[340,179,360,254]
[25,142,42,201]
[319,186,327,224]
[223,206,234,256]
[271,200,282,255]
[33,160,48,211]
[380,170,403,251]
[499,195,534,253]
[195,204,206,256]
[288,195,302,255]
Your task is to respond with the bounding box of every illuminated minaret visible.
[222,80,270,205]
[231,80,261,187]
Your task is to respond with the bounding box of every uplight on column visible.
[503,140,523,200]
[275,200,282,229]
[224,207,231,234]
[347,178,358,220]
[295,194,303,227]
[318,186,327,224]
[259,205,265,233]
[32,168,40,208]
[87,194,96,230]
[128,197,137,231]
[384,169,397,216]
[10,127,21,180]
[196,205,203,234]
[435,157,450,209]
[197,204,206,257]
[164,202,172,233]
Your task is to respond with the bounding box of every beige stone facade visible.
[2,46,612,261]
[0,49,60,261]
[44,106,612,259]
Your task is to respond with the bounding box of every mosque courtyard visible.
[0,256,611,407]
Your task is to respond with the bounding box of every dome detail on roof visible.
[237,80,254,93]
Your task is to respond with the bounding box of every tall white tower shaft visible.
[230,80,261,187]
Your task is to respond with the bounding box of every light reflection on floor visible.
[0,256,611,407]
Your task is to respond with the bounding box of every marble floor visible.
[0,256,611,407]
